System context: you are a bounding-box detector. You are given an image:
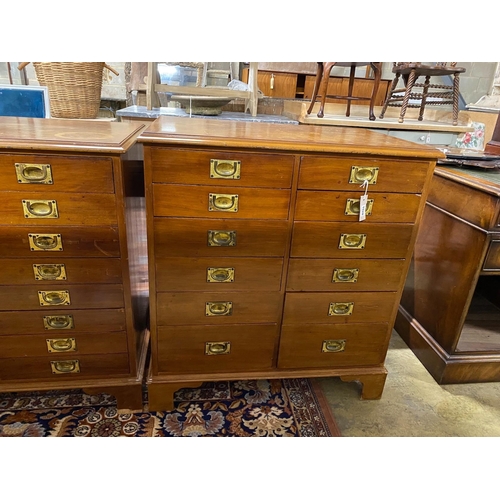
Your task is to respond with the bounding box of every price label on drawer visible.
[359,180,369,222]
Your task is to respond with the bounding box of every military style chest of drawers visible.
[0,117,148,410]
[139,116,442,411]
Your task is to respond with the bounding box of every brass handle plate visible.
[339,233,366,249]
[209,193,239,212]
[207,230,237,247]
[345,198,374,216]
[321,339,347,353]
[15,163,53,184]
[207,267,235,283]
[206,301,233,316]
[46,337,77,353]
[28,233,63,252]
[210,159,241,179]
[22,199,59,219]
[349,166,379,185]
[43,314,74,330]
[38,290,71,307]
[33,263,67,281]
[328,302,354,316]
[50,359,80,374]
[205,341,231,355]
[332,268,359,283]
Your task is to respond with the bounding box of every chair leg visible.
[379,72,400,119]
[317,62,336,118]
[452,73,460,126]
[307,62,323,115]
[398,70,417,123]
[346,64,356,117]
[418,75,431,121]
[369,62,382,121]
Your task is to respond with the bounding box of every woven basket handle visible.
[104,64,119,76]
[17,62,119,76]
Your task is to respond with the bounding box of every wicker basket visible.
[18,62,117,119]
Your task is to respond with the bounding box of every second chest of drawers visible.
[0,117,148,410]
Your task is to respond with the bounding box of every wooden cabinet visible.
[140,116,441,411]
[0,117,148,410]
[242,68,390,102]
[396,166,500,383]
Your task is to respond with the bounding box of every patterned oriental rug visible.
[0,378,341,437]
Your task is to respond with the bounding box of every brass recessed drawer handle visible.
[328,302,354,316]
[46,337,76,353]
[205,341,231,355]
[15,163,53,184]
[321,339,346,353]
[332,268,359,283]
[209,193,239,212]
[339,233,366,249]
[206,301,233,316]
[22,199,59,218]
[349,166,379,184]
[50,360,80,374]
[210,159,241,179]
[38,290,71,306]
[345,198,373,216]
[207,230,237,247]
[33,263,67,280]
[43,314,74,330]
[207,267,235,283]
[29,233,63,251]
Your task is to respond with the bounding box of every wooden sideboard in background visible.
[241,66,391,104]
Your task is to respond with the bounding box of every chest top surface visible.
[139,116,444,160]
[0,116,145,154]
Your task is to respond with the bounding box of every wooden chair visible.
[379,62,466,125]
[307,62,382,120]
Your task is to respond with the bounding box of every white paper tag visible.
[359,194,368,222]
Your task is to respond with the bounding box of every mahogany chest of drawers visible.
[0,117,148,410]
[396,165,500,383]
[139,116,442,411]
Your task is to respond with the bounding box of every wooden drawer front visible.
[287,258,406,292]
[0,332,128,358]
[154,218,289,257]
[298,156,428,193]
[0,154,114,193]
[2,193,117,226]
[291,221,414,258]
[156,257,283,292]
[0,226,120,258]
[0,284,124,311]
[483,240,500,271]
[0,308,127,335]
[150,148,294,188]
[0,258,122,285]
[282,292,398,324]
[153,185,290,219]
[0,353,130,380]
[157,291,283,325]
[277,323,390,369]
[157,324,278,373]
[295,191,421,223]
